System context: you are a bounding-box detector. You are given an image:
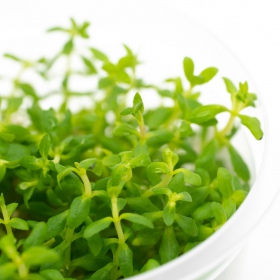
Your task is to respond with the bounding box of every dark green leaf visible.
[159,226,179,264]
[66,195,91,229]
[118,243,133,277]
[23,222,47,250]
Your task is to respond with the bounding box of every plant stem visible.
[80,171,92,197]
[111,196,125,243]
[0,204,13,235]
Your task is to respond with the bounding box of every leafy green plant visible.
[0,19,263,279]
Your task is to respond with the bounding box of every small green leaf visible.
[22,247,59,266]
[40,269,64,280]
[46,210,68,239]
[211,202,227,225]
[176,192,192,202]
[83,217,113,239]
[39,134,51,159]
[129,154,151,168]
[141,259,160,273]
[6,203,18,217]
[23,222,47,250]
[90,263,114,280]
[133,92,144,116]
[223,77,237,95]
[163,203,176,226]
[118,243,133,277]
[126,197,159,214]
[175,214,198,236]
[9,218,29,230]
[0,263,17,280]
[222,198,237,218]
[90,48,109,62]
[231,190,248,206]
[121,213,154,229]
[132,229,162,246]
[159,226,179,264]
[217,167,234,198]
[82,56,97,74]
[66,195,91,229]
[238,114,263,140]
[193,202,214,220]
[0,164,6,182]
[87,233,103,257]
[227,144,250,181]
[183,57,194,83]
[199,67,218,83]
[177,168,201,186]
[147,162,170,175]
[168,172,185,193]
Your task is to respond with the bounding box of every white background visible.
[0,1,280,279]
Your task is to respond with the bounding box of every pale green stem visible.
[111,196,125,244]
[1,204,13,235]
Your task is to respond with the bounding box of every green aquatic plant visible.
[0,18,263,279]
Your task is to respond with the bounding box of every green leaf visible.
[22,247,59,266]
[238,114,263,140]
[87,233,103,256]
[0,263,17,280]
[83,217,113,239]
[9,218,29,230]
[6,203,18,217]
[20,156,42,170]
[163,203,176,226]
[176,192,192,202]
[175,214,198,236]
[211,202,227,225]
[126,197,159,214]
[147,162,170,175]
[231,190,247,206]
[133,92,144,116]
[40,269,64,280]
[19,83,38,100]
[159,226,179,264]
[199,67,218,83]
[90,263,114,280]
[183,57,194,83]
[177,168,201,186]
[189,105,228,125]
[66,195,91,229]
[222,198,237,218]
[217,167,234,198]
[39,134,51,159]
[90,48,109,62]
[82,56,97,74]
[193,202,214,220]
[223,77,237,95]
[4,53,21,62]
[102,154,121,166]
[141,259,160,273]
[118,243,133,277]
[168,172,185,193]
[180,120,193,137]
[132,229,162,246]
[129,154,151,168]
[227,144,250,181]
[46,210,68,239]
[120,213,154,229]
[62,39,74,55]
[0,164,6,182]
[23,222,47,250]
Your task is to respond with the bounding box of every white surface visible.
[0,1,280,279]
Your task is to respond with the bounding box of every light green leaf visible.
[39,134,51,159]
[223,77,237,95]
[217,167,234,198]
[22,247,59,266]
[9,218,29,230]
[238,114,264,140]
[163,203,176,226]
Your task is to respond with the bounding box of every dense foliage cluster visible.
[0,19,263,279]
